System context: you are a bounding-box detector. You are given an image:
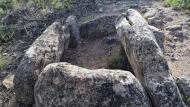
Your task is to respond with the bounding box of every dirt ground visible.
[61,34,122,69]
[152,2,190,77]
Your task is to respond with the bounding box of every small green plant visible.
[33,0,76,10]
[0,55,9,70]
[165,0,190,10]
[0,28,14,43]
[183,95,190,103]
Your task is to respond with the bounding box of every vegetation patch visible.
[0,54,9,70]
[183,95,190,104]
[0,28,14,43]
[165,0,190,10]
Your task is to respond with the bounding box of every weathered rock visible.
[148,25,165,52]
[115,9,185,107]
[13,22,70,105]
[166,25,182,31]
[65,15,80,48]
[2,73,14,89]
[144,8,158,19]
[165,25,186,42]
[80,15,117,38]
[34,62,151,107]
[143,8,165,29]
[176,76,190,106]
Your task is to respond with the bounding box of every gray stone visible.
[143,8,165,29]
[144,8,158,19]
[176,76,190,106]
[164,17,173,22]
[186,18,190,22]
[115,9,185,107]
[186,22,190,26]
[34,62,151,107]
[65,15,80,48]
[148,25,165,52]
[13,22,70,105]
[2,73,14,89]
[166,25,182,31]
[80,15,117,38]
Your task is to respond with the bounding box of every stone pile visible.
[13,9,189,107]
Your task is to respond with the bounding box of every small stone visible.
[174,30,184,37]
[164,17,173,22]
[3,74,14,89]
[98,7,103,13]
[186,22,190,26]
[166,25,182,31]
[171,54,178,61]
[173,37,178,41]
[130,4,139,8]
[186,18,190,22]
[2,53,8,56]
[144,8,157,19]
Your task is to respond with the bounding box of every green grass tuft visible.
[0,55,9,70]
[165,0,190,10]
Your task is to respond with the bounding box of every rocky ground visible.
[0,0,190,106]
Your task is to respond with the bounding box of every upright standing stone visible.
[65,15,80,48]
[115,9,185,107]
[14,22,70,105]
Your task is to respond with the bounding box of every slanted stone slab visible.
[65,15,80,48]
[115,9,185,107]
[80,15,117,38]
[34,62,151,107]
[13,22,70,105]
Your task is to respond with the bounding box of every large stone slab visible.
[80,15,117,38]
[35,62,151,107]
[115,9,185,107]
[65,15,81,48]
[13,22,70,105]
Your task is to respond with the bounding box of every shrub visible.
[0,29,13,43]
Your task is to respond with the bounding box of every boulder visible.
[35,62,151,107]
[65,15,81,48]
[148,25,165,52]
[13,22,70,105]
[143,8,165,29]
[176,76,190,106]
[115,9,185,107]
[80,15,117,38]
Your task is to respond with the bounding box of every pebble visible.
[98,7,104,13]
[166,25,182,31]
[2,53,8,56]
[171,53,178,61]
